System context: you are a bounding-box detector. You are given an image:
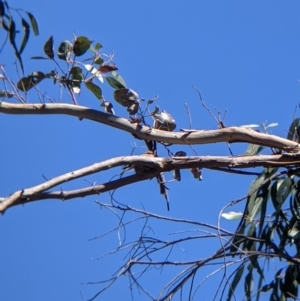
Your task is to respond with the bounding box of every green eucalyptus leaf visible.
[31,56,49,60]
[26,12,39,36]
[73,36,91,56]
[8,18,16,43]
[44,36,54,59]
[95,42,102,50]
[70,67,83,77]
[248,174,265,196]
[57,40,72,61]
[258,188,269,236]
[3,0,8,9]
[245,143,264,156]
[287,118,300,142]
[243,224,256,253]
[255,270,265,301]
[227,265,245,301]
[264,167,278,179]
[17,71,45,92]
[17,77,34,92]
[1,16,8,31]
[246,174,265,225]
[271,180,279,210]
[276,177,293,210]
[94,56,104,65]
[112,71,127,88]
[106,76,126,89]
[19,18,30,55]
[283,265,298,298]
[85,81,102,100]
[0,1,5,16]
[9,18,24,72]
[69,67,83,92]
[244,268,253,300]
[247,196,259,223]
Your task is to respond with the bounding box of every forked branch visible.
[1,152,300,213]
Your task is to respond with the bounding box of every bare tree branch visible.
[2,152,300,212]
[0,101,299,152]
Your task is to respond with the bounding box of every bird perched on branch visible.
[151,106,176,132]
[101,101,115,115]
[172,151,187,181]
[133,150,157,175]
[191,167,203,181]
[131,150,169,211]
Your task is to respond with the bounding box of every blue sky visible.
[1,1,300,300]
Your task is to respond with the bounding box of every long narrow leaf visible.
[19,18,30,54]
[227,265,245,301]
[8,18,24,72]
[26,12,39,35]
[244,268,253,301]
[0,0,5,16]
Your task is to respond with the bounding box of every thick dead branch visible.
[0,101,299,152]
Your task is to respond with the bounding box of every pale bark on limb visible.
[1,153,300,213]
[1,101,300,213]
[0,101,298,152]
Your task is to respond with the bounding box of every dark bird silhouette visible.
[133,150,169,211]
[101,101,115,115]
[172,151,187,181]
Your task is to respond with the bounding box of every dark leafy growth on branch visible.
[226,126,300,300]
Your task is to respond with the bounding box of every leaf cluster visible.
[15,34,129,107]
[0,0,39,72]
[5,34,176,133]
[227,120,300,301]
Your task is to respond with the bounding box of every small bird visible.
[157,172,169,211]
[133,150,157,175]
[132,151,169,211]
[101,101,115,115]
[191,167,203,181]
[152,106,176,132]
[172,151,187,181]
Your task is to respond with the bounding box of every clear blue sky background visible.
[1,1,300,300]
